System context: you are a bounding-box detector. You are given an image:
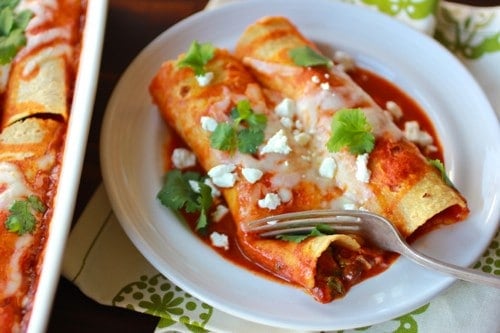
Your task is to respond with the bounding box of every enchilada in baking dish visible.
[149,16,468,303]
[0,1,84,331]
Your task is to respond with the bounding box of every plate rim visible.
[100,0,500,331]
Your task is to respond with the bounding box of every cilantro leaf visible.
[157,170,213,232]
[5,195,46,235]
[237,128,264,154]
[211,122,237,151]
[157,170,201,212]
[0,0,20,9]
[428,158,455,189]
[230,99,251,122]
[177,40,215,76]
[195,181,213,231]
[210,100,267,154]
[276,223,336,243]
[326,108,375,155]
[14,9,31,30]
[276,233,310,243]
[0,1,32,65]
[231,100,267,130]
[289,46,333,68]
[0,7,14,35]
[196,209,209,232]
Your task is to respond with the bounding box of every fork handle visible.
[403,246,500,288]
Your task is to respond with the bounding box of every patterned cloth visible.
[62,1,500,332]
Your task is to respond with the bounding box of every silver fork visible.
[242,209,500,288]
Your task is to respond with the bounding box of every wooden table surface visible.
[46,0,498,332]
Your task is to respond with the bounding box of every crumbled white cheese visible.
[320,82,330,91]
[204,178,221,198]
[319,157,337,179]
[210,232,229,250]
[386,101,403,120]
[188,180,200,193]
[258,192,282,210]
[425,144,438,154]
[171,148,196,169]
[404,121,433,147]
[333,50,355,72]
[280,116,294,128]
[208,164,237,188]
[211,204,229,222]
[294,132,311,146]
[200,116,218,132]
[275,98,297,118]
[355,153,371,183]
[311,75,320,83]
[195,72,214,87]
[278,188,293,203]
[260,129,292,155]
[190,178,221,199]
[295,120,304,130]
[241,167,263,184]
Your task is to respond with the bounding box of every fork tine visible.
[247,216,362,232]
[241,209,500,288]
[260,222,362,237]
[242,210,363,234]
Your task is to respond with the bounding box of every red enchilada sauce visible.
[0,1,85,331]
[162,67,449,301]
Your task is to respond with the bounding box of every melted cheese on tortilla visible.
[0,162,32,211]
[18,0,72,61]
[0,65,11,94]
[2,235,33,297]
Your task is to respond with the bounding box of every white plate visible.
[26,1,108,333]
[100,0,500,331]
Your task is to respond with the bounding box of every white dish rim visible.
[101,0,500,331]
[27,1,108,332]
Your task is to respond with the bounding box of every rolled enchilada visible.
[234,16,468,237]
[2,0,81,128]
[150,17,468,303]
[0,1,83,330]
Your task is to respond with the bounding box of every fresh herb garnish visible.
[327,276,345,295]
[326,108,375,155]
[428,158,455,188]
[177,40,215,76]
[210,99,267,154]
[276,223,336,243]
[5,195,46,235]
[157,169,213,231]
[0,0,33,65]
[289,45,333,68]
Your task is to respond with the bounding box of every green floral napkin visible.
[206,0,439,33]
[62,1,500,332]
[435,1,500,117]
